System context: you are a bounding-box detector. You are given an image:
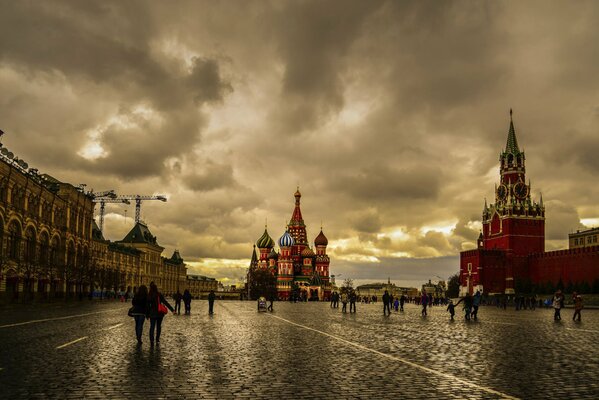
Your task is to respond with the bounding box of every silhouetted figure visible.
[573,294,583,322]
[456,293,473,321]
[421,291,429,316]
[341,292,348,313]
[147,282,174,345]
[553,290,564,321]
[208,290,216,314]
[267,292,275,312]
[393,297,399,312]
[183,289,192,314]
[382,290,391,316]
[471,290,481,320]
[447,300,455,321]
[131,285,148,344]
[400,294,406,312]
[174,290,182,315]
[349,291,357,313]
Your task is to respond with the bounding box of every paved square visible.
[1,301,598,399]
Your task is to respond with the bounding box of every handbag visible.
[128,306,135,317]
[157,299,168,315]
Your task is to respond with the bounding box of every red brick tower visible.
[288,188,308,256]
[473,110,545,293]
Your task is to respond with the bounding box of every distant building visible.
[356,279,418,298]
[186,274,218,298]
[421,279,446,298]
[569,227,599,249]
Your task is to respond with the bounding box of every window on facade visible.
[588,237,592,244]
[7,221,21,260]
[574,239,578,245]
[594,236,598,243]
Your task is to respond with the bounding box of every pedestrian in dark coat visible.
[146,282,174,345]
[131,285,148,344]
[174,290,182,315]
[399,294,406,312]
[349,291,357,313]
[183,289,192,314]
[208,290,216,314]
[447,300,456,321]
[382,290,391,316]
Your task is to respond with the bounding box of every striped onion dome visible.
[256,228,275,249]
[301,247,315,257]
[278,230,295,248]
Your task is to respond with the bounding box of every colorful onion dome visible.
[268,248,279,260]
[278,230,295,248]
[301,247,315,257]
[256,228,275,249]
[314,229,328,246]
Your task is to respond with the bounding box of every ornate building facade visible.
[0,141,216,302]
[460,111,599,295]
[249,189,332,301]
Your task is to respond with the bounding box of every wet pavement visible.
[0,300,598,399]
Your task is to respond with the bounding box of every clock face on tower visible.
[514,182,528,199]
[497,184,507,201]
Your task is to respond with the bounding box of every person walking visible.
[183,289,192,314]
[456,292,473,321]
[208,290,216,314]
[349,290,357,313]
[174,290,182,315]
[341,291,348,313]
[393,297,399,312]
[421,291,429,316]
[471,290,481,320]
[572,294,583,322]
[130,285,148,344]
[146,282,174,345]
[399,294,406,312]
[447,299,456,321]
[552,290,563,321]
[382,290,391,316]
[267,291,275,312]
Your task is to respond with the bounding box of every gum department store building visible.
[0,142,217,303]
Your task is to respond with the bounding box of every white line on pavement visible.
[270,314,520,400]
[105,323,124,330]
[566,328,599,333]
[0,309,117,329]
[56,336,88,350]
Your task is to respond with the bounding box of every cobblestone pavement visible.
[1,300,598,399]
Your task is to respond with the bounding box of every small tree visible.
[446,273,460,298]
[341,278,354,295]
[248,268,277,300]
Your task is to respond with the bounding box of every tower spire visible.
[505,108,520,154]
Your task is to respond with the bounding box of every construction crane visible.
[93,197,131,233]
[90,190,117,199]
[114,195,167,223]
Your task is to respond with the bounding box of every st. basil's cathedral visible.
[249,189,332,301]
[460,110,599,295]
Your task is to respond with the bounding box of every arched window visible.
[25,227,37,264]
[39,232,50,267]
[50,236,60,266]
[67,241,76,268]
[7,220,22,260]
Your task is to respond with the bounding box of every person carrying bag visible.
[146,282,174,345]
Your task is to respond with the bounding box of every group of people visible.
[129,284,217,345]
[552,290,584,322]
[329,290,358,313]
[173,289,193,315]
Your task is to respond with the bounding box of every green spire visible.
[505,108,520,154]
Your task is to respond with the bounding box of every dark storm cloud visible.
[1,0,599,284]
[271,0,383,132]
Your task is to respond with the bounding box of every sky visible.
[1,1,598,288]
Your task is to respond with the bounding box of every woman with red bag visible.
[146,282,174,345]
